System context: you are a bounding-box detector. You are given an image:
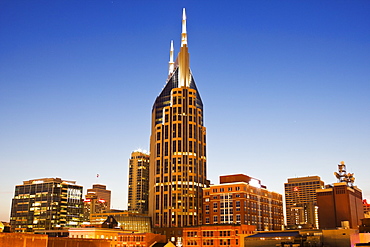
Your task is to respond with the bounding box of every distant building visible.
[317,162,364,229]
[244,228,361,247]
[284,176,324,228]
[87,184,111,209]
[128,150,150,214]
[317,182,364,229]
[83,184,110,222]
[90,211,152,233]
[10,178,83,232]
[203,174,284,231]
[364,199,370,218]
[118,232,168,247]
[182,224,255,247]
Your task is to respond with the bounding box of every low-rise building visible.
[203,174,284,231]
[90,210,152,233]
[118,232,167,247]
[182,224,255,247]
[245,229,361,247]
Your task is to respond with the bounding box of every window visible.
[213,216,218,223]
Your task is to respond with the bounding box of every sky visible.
[0,1,369,222]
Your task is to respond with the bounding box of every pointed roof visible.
[181,8,187,47]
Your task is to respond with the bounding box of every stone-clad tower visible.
[149,9,208,230]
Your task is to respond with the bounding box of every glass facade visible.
[10,178,83,232]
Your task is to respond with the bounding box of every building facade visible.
[90,211,152,233]
[128,151,150,214]
[317,182,364,229]
[83,184,111,222]
[182,224,255,247]
[203,174,284,231]
[118,232,167,247]
[284,176,324,228]
[86,184,111,209]
[10,178,83,232]
[148,9,208,230]
[317,162,364,229]
[364,199,370,218]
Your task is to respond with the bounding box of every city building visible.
[148,8,208,234]
[118,232,168,247]
[0,232,111,247]
[69,227,125,247]
[86,184,111,209]
[284,176,324,229]
[128,150,150,214]
[182,224,255,247]
[83,191,109,222]
[203,174,284,231]
[10,177,83,232]
[244,228,361,247]
[317,162,364,229]
[364,199,370,218]
[90,211,152,233]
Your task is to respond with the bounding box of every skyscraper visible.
[284,176,324,228]
[10,178,83,232]
[149,9,208,231]
[128,150,150,214]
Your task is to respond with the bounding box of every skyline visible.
[1,1,370,222]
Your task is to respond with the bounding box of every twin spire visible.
[168,8,188,75]
[181,8,187,47]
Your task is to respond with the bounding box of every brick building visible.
[202,174,283,231]
[182,224,255,247]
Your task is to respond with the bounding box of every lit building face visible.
[128,151,150,214]
[149,9,207,228]
[284,176,324,228]
[203,180,284,231]
[10,178,83,232]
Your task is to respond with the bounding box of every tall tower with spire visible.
[149,9,208,230]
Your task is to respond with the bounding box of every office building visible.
[10,177,83,232]
[86,184,111,209]
[203,174,284,231]
[83,184,111,222]
[83,194,108,222]
[317,161,364,229]
[148,9,208,232]
[128,150,150,214]
[284,176,324,228]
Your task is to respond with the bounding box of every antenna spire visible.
[168,40,174,75]
[181,8,187,47]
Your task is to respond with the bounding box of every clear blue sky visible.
[1,1,369,221]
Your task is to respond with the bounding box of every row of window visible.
[186,239,233,246]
